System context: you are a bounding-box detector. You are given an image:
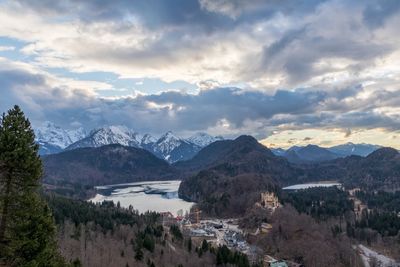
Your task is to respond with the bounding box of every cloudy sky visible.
[0,0,399,148]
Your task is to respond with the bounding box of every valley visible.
[38,132,400,267]
[3,1,400,266]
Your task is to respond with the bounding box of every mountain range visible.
[40,131,400,215]
[36,122,382,165]
[271,143,381,164]
[35,122,223,163]
[178,136,400,217]
[35,121,87,154]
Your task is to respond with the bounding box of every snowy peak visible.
[187,132,223,147]
[154,131,186,155]
[35,121,86,149]
[141,134,156,145]
[68,125,140,149]
[35,122,227,163]
[67,127,87,144]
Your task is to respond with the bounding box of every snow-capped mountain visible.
[35,121,86,155]
[328,142,381,157]
[36,121,74,148]
[141,134,157,146]
[147,131,199,163]
[66,126,140,150]
[36,122,225,162]
[187,132,223,147]
[153,131,185,156]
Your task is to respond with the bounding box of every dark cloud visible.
[363,0,400,28]
[344,128,352,138]
[15,0,328,31]
[1,66,399,137]
[1,0,400,141]
[260,28,392,85]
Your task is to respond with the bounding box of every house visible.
[263,255,288,267]
[260,223,272,234]
[270,261,288,267]
[259,192,280,212]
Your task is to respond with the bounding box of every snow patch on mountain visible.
[35,121,86,149]
[141,133,156,145]
[187,132,223,147]
[35,122,227,162]
[153,131,185,156]
[68,125,140,149]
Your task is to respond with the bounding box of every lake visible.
[283,182,342,190]
[89,180,194,216]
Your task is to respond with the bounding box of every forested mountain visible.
[176,135,296,176]
[284,144,339,163]
[43,144,179,187]
[178,136,302,217]
[303,147,400,190]
[328,142,381,157]
[271,143,381,163]
[178,137,400,217]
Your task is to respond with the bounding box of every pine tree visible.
[0,105,65,266]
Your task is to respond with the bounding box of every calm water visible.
[89,180,194,216]
[283,182,342,190]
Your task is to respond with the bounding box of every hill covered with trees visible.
[43,144,179,188]
[46,193,260,267]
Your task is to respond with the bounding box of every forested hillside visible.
[45,194,260,267]
[43,144,179,187]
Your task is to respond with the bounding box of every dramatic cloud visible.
[0,0,399,147]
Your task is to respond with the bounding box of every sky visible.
[0,0,399,148]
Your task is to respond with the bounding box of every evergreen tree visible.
[0,105,65,266]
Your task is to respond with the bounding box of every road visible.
[356,244,399,267]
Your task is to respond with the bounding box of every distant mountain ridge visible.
[36,122,383,165]
[35,122,224,163]
[328,142,381,157]
[35,121,87,155]
[178,137,400,216]
[270,142,381,163]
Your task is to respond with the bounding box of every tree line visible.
[281,187,353,221]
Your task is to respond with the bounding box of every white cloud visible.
[0,0,399,148]
[0,46,14,51]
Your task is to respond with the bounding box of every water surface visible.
[283,182,342,190]
[89,180,194,216]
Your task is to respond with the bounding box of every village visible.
[160,184,400,267]
[160,191,295,267]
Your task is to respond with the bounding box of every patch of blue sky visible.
[0,36,34,61]
[43,66,198,96]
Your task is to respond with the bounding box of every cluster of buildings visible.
[264,255,303,267]
[183,219,253,255]
[256,192,280,213]
[158,192,305,267]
